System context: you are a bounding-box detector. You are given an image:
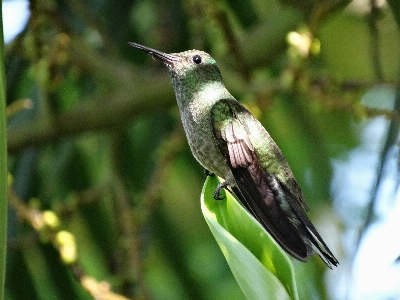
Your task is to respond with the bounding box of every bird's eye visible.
[192,55,202,64]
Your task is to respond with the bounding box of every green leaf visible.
[201,176,298,300]
[0,2,7,299]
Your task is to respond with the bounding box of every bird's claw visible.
[204,169,214,176]
[213,181,229,200]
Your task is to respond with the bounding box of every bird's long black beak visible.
[128,42,179,63]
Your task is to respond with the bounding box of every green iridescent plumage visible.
[129,42,339,268]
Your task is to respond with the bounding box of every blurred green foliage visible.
[4,0,400,299]
[0,3,7,300]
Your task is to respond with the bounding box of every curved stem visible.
[0,2,8,299]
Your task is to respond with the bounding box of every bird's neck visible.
[172,78,233,119]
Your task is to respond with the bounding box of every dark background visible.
[5,0,400,299]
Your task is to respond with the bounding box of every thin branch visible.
[7,36,176,154]
[352,71,400,271]
[112,176,150,299]
[351,1,398,262]
[0,2,7,298]
[115,127,184,298]
[7,88,174,154]
[8,186,130,300]
[368,0,384,80]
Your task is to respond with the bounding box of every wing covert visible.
[210,99,311,261]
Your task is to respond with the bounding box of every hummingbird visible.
[128,42,339,268]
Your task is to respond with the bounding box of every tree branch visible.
[7,38,176,154]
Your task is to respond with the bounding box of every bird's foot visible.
[204,169,214,176]
[213,181,229,200]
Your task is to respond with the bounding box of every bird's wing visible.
[210,99,338,267]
